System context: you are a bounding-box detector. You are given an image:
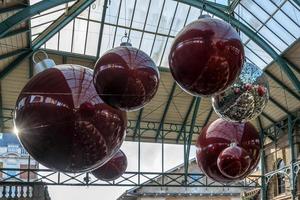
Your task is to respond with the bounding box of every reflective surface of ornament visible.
[196,119,260,183]
[93,44,160,111]
[212,62,269,122]
[14,65,127,173]
[168,17,244,96]
[92,150,127,181]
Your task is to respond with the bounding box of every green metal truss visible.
[292,0,300,7]
[0,0,75,38]
[155,82,177,141]
[0,0,97,80]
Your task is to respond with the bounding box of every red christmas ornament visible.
[92,150,127,181]
[257,85,266,97]
[196,119,260,182]
[93,43,160,111]
[169,17,244,96]
[14,65,127,173]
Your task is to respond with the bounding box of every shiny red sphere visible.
[93,44,160,111]
[169,18,244,96]
[217,145,251,179]
[92,150,127,181]
[14,65,127,173]
[196,119,260,182]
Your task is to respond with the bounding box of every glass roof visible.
[29,0,300,69]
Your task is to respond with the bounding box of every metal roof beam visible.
[177,0,300,93]
[0,0,75,38]
[0,4,27,14]
[0,0,96,80]
[269,96,291,116]
[133,108,144,141]
[0,49,28,60]
[261,112,276,124]
[228,0,241,13]
[185,97,201,165]
[176,97,196,143]
[155,82,177,141]
[0,27,29,40]
[264,71,300,101]
[257,116,275,142]
[203,107,213,128]
[292,0,300,7]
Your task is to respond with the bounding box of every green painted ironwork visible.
[257,117,267,200]
[292,0,300,7]
[177,0,300,92]
[261,112,276,124]
[176,97,196,143]
[288,115,297,199]
[185,97,201,169]
[228,0,241,13]
[96,0,109,57]
[0,0,96,80]
[133,108,144,140]
[269,96,291,116]
[155,82,177,141]
[0,0,74,38]
[203,108,213,128]
[0,27,29,40]
[264,71,300,101]
[0,49,28,60]
[0,4,27,14]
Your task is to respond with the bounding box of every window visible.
[277,160,285,195]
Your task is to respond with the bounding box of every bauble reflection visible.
[212,62,269,122]
[169,17,244,96]
[93,43,160,111]
[14,65,127,173]
[196,119,260,182]
[92,150,127,181]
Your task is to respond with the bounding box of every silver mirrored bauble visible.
[212,62,269,122]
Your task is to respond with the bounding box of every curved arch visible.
[177,0,300,92]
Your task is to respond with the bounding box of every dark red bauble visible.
[169,17,244,96]
[217,145,251,179]
[93,44,160,111]
[196,119,260,182]
[14,65,127,173]
[92,150,127,181]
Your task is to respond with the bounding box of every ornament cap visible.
[120,42,132,47]
[32,50,56,75]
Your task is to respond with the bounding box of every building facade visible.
[0,133,51,200]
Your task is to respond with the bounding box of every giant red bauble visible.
[169,17,244,96]
[196,119,260,182]
[93,44,160,111]
[14,65,127,173]
[92,150,127,181]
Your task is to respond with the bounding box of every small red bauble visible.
[93,44,160,111]
[196,119,260,182]
[14,65,127,173]
[92,150,127,181]
[169,17,244,96]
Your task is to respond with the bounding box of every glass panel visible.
[59,21,73,52]
[128,30,142,48]
[157,0,177,35]
[139,33,155,55]
[245,47,268,69]
[106,0,121,25]
[170,3,190,36]
[266,19,295,45]
[161,37,174,68]
[131,0,151,30]
[150,35,167,64]
[90,0,104,21]
[85,21,101,56]
[253,0,277,15]
[72,19,88,54]
[45,33,58,50]
[273,10,300,38]
[240,0,269,23]
[281,2,300,25]
[99,25,116,56]
[145,0,165,32]
[259,27,287,53]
